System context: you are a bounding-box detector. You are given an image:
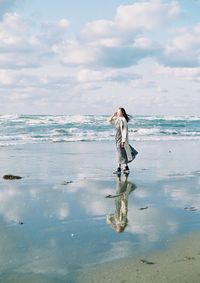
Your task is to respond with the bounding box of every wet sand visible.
[0,140,199,282]
[79,231,200,283]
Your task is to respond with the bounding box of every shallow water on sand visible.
[0,141,199,282]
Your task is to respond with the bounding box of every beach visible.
[79,233,200,283]
[0,140,199,282]
[79,232,200,283]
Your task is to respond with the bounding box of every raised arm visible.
[107,112,118,124]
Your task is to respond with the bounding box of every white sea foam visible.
[67,128,79,133]
[0,115,199,146]
[130,128,161,135]
[0,114,19,120]
[134,115,200,121]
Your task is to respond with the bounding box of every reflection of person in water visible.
[106,174,136,233]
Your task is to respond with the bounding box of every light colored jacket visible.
[108,116,133,162]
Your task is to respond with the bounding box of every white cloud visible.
[52,40,100,65]
[0,53,41,69]
[0,0,18,18]
[54,1,176,68]
[0,13,46,71]
[82,19,122,47]
[160,23,200,67]
[77,68,141,83]
[40,18,71,44]
[0,2,180,72]
[0,70,16,85]
[82,0,180,47]
[0,13,29,50]
[158,66,200,81]
[116,0,180,31]
[83,19,116,39]
[57,18,70,29]
[0,13,72,69]
[133,37,160,50]
[53,41,159,68]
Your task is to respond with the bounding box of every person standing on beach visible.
[108,107,138,174]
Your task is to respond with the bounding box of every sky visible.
[0,0,200,115]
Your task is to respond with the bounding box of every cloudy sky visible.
[0,0,200,115]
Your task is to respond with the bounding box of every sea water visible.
[0,114,200,146]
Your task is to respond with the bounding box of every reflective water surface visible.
[0,141,199,282]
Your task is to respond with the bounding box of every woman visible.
[108,107,138,174]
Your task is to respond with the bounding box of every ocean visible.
[0,114,200,146]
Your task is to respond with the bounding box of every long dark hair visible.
[119,107,130,123]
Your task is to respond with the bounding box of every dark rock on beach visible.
[139,206,148,210]
[184,206,198,211]
[3,174,22,180]
[61,180,73,185]
[140,258,155,265]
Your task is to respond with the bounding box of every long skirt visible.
[116,144,128,165]
[116,143,138,165]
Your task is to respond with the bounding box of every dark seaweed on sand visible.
[3,174,22,180]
